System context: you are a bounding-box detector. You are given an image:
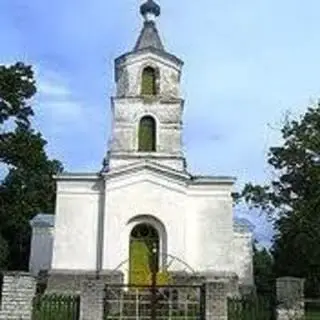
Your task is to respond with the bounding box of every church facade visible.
[29,0,254,290]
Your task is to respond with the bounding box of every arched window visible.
[138,116,156,152]
[141,66,157,95]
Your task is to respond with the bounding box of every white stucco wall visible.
[116,52,182,99]
[107,49,186,172]
[102,168,235,280]
[110,99,183,154]
[108,96,185,171]
[51,178,104,271]
[103,170,186,274]
[29,226,54,276]
[185,184,235,273]
[233,229,254,286]
[50,168,253,287]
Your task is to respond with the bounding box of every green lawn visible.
[306,311,320,319]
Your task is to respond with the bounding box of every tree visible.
[0,234,8,269]
[0,62,63,270]
[253,243,275,296]
[238,102,320,297]
[0,62,36,128]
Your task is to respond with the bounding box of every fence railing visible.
[104,284,205,320]
[32,294,80,320]
[0,272,3,309]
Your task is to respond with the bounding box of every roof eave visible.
[115,48,184,68]
[190,175,236,185]
[102,160,190,181]
[53,172,101,181]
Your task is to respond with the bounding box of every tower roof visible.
[115,1,183,71]
[134,0,164,52]
[134,21,164,51]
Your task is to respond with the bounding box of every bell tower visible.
[105,0,186,172]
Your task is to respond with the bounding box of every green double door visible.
[129,224,159,285]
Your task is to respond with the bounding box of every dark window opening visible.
[138,116,156,152]
[141,67,157,95]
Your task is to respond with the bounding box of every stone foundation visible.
[80,278,105,320]
[276,277,305,320]
[0,272,36,320]
[199,271,241,297]
[46,269,124,294]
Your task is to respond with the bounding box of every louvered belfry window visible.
[141,66,157,95]
[138,116,156,152]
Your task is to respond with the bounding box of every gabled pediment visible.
[103,160,190,182]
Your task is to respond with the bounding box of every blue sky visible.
[1,0,320,246]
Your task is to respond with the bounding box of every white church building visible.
[29,0,254,291]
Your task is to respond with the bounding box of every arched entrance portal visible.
[129,223,159,285]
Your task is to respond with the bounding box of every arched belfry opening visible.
[138,116,156,152]
[129,223,159,285]
[141,66,157,95]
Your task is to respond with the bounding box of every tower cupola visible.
[140,0,161,22]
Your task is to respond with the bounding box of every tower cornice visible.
[110,96,184,106]
[115,48,183,70]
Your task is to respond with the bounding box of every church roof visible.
[103,160,191,182]
[53,172,101,180]
[103,160,236,187]
[191,175,236,185]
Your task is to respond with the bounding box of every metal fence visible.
[104,284,205,320]
[228,294,276,320]
[0,272,3,308]
[32,294,80,320]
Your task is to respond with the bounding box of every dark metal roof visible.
[134,21,164,51]
[234,217,255,233]
[30,213,54,228]
[114,1,183,69]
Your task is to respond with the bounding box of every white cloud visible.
[38,80,70,97]
[32,67,87,128]
[44,101,84,121]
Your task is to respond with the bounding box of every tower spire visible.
[134,0,164,51]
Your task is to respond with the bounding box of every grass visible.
[306,310,320,319]
[228,295,275,320]
[33,309,77,320]
[305,302,320,320]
